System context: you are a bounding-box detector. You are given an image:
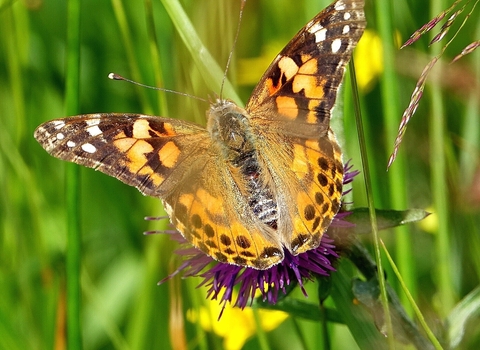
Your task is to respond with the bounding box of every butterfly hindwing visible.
[162,158,285,269]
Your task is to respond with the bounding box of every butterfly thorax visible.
[207,99,252,161]
[208,99,278,229]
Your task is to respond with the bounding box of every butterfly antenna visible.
[219,0,247,99]
[109,73,207,103]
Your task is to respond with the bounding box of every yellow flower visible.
[419,206,438,233]
[237,43,281,87]
[353,29,384,92]
[187,297,288,350]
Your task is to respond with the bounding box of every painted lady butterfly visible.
[35,0,365,269]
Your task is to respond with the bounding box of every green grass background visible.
[1,0,479,349]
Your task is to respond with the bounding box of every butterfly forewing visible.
[34,114,210,197]
[247,0,365,131]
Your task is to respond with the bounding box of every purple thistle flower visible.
[159,164,358,317]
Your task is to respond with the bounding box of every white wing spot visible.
[67,141,76,148]
[53,120,65,130]
[56,133,65,140]
[331,39,342,53]
[308,22,324,34]
[81,143,97,153]
[86,119,100,126]
[343,25,350,34]
[86,125,103,137]
[314,28,327,43]
[344,12,351,20]
[334,1,346,11]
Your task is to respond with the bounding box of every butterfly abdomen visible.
[234,150,278,230]
[208,100,279,229]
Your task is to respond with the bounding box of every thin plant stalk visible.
[380,239,444,350]
[349,59,395,348]
[65,0,82,348]
[375,0,417,314]
[110,0,154,114]
[429,0,456,317]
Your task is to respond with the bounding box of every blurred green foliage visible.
[1,0,479,349]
